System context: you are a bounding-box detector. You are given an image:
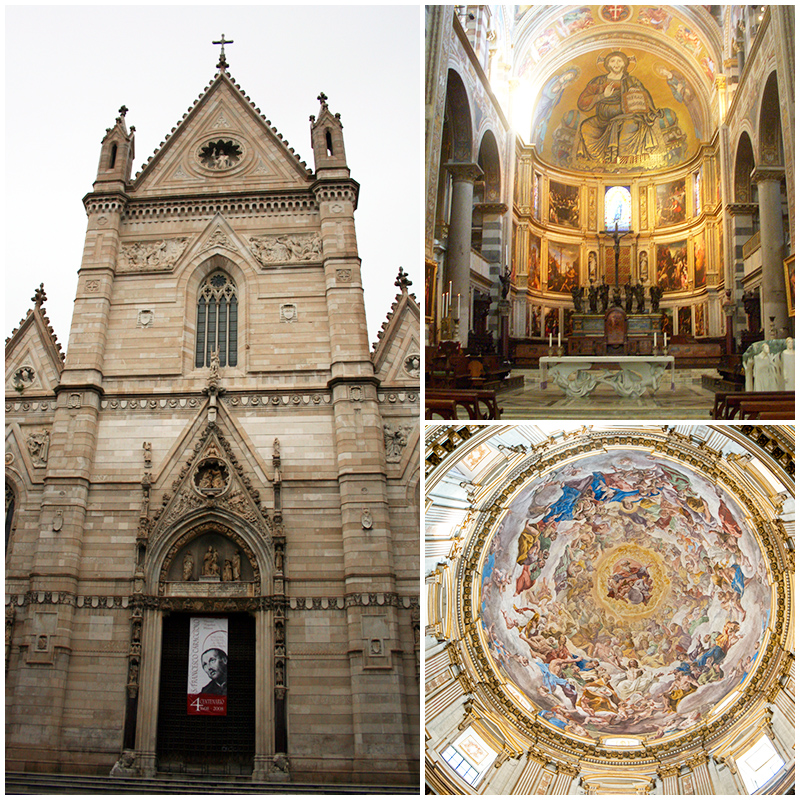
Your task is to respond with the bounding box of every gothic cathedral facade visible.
[5,63,420,785]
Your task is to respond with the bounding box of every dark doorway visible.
[156,612,256,774]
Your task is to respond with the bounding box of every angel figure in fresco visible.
[576,51,665,164]
[531,67,580,151]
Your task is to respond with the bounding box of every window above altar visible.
[605,186,631,231]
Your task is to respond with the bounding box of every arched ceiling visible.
[426,424,794,765]
[509,5,724,173]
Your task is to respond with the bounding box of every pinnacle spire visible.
[213,33,233,71]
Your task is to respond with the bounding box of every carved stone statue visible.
[232,550,241,581]
[612,285,622,309]
[571,284,584,313]
[222,559,233,581]
[384,425,408,462]
[624,281,633,313]
[649,285,663,312]
[182,551,194,581]
[202,546,220,577]
[142,441,152,467]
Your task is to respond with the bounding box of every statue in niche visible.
[275,548,284,572]
[222,559,233,581]
[195,460,228,492]
[232,550,241,581]
[612,285,622,308]
[182,551,194,581]
[202,546,220,577]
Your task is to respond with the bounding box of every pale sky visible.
[5,5,421,354]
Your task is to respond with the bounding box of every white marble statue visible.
[781,337,795,391]
[753,342,783,391]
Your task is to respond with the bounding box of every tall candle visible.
[549,332,553,347]
[558,331,561,347]
[457,293,461,319]
[653,331,657,348]
[663,331,667,347]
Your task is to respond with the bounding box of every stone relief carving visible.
[198,139,242,170]
[336,269,352,283]
[249,233,322,266]
[361,509,373,530]
[67,393,82,409]
[383,424,411,462]
[12,366,35,392]
[118,238,190,272]
[201,546,220,577]
[26,430,50,466]
[86,280,100,292]
[280,304,297,323]
[182,551,194,580]
[193,458,230,496]
[137,309,154,328]
[202,229,235,251]
[403,354,420,378]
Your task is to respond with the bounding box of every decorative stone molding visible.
[403,353,421,378]
[249,233,322,266]
[12,366,35,392]
[279,304,298,323]
[335,269,352,283]
[120,194,318,223]
[95,393,332,411]
[85,280,100,292]
[311,182,359,205]
[118,238,190,273]
[136,309,155,328]
[377,392,418,404]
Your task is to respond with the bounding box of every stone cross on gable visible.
[213,34,234,70]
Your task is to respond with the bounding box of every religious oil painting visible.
[694,232,706,288]
[656,240,688,292]
[695,303,707,337]
[478,451,770,743]
[546,241,580,293]
[528,233,542,290]
[655,178,687,227]
[678,305,692,335]
[549,181,580,228]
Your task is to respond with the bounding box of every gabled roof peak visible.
[133,71,314,182]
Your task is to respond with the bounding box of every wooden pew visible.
[713,391,794,420]
[426,389,503,420]
[425,397,458,420]
[737,400,795,420]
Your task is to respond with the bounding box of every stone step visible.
[5,772,419,795]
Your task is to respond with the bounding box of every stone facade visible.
[5,65,419,786]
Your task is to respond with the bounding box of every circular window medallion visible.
[197,139,243,171]
[192,458,231,497]
[12,366,36,391]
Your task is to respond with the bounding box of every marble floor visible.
[492,368,717,421]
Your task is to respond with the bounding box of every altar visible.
[540,355,676,398]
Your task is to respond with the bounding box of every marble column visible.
[751,166,788,337]
[657,763,680,795]
[445,162,483,346]
[550,763,579,794]
[688,753,715,794]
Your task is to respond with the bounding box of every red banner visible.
[187,617,228,716]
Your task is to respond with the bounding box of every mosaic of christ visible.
[533,49,696,173]
[479,451,770,743]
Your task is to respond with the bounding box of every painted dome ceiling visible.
[478,448,770,745]
[512,6,722,173]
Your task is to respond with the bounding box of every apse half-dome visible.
[476,449,771,746]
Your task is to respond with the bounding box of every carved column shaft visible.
[751,167,789,337]
[510,753,546,794]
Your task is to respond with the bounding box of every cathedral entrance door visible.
[156,612,256,774]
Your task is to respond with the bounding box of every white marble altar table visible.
[539,356,676,398]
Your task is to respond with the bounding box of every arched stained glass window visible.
[605,186,631,231]
[195,272,238,368]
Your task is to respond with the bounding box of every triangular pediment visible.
[5,306,64,397]
[132,72,313,198]
[150,411,272,543]
[373,288,422,387]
